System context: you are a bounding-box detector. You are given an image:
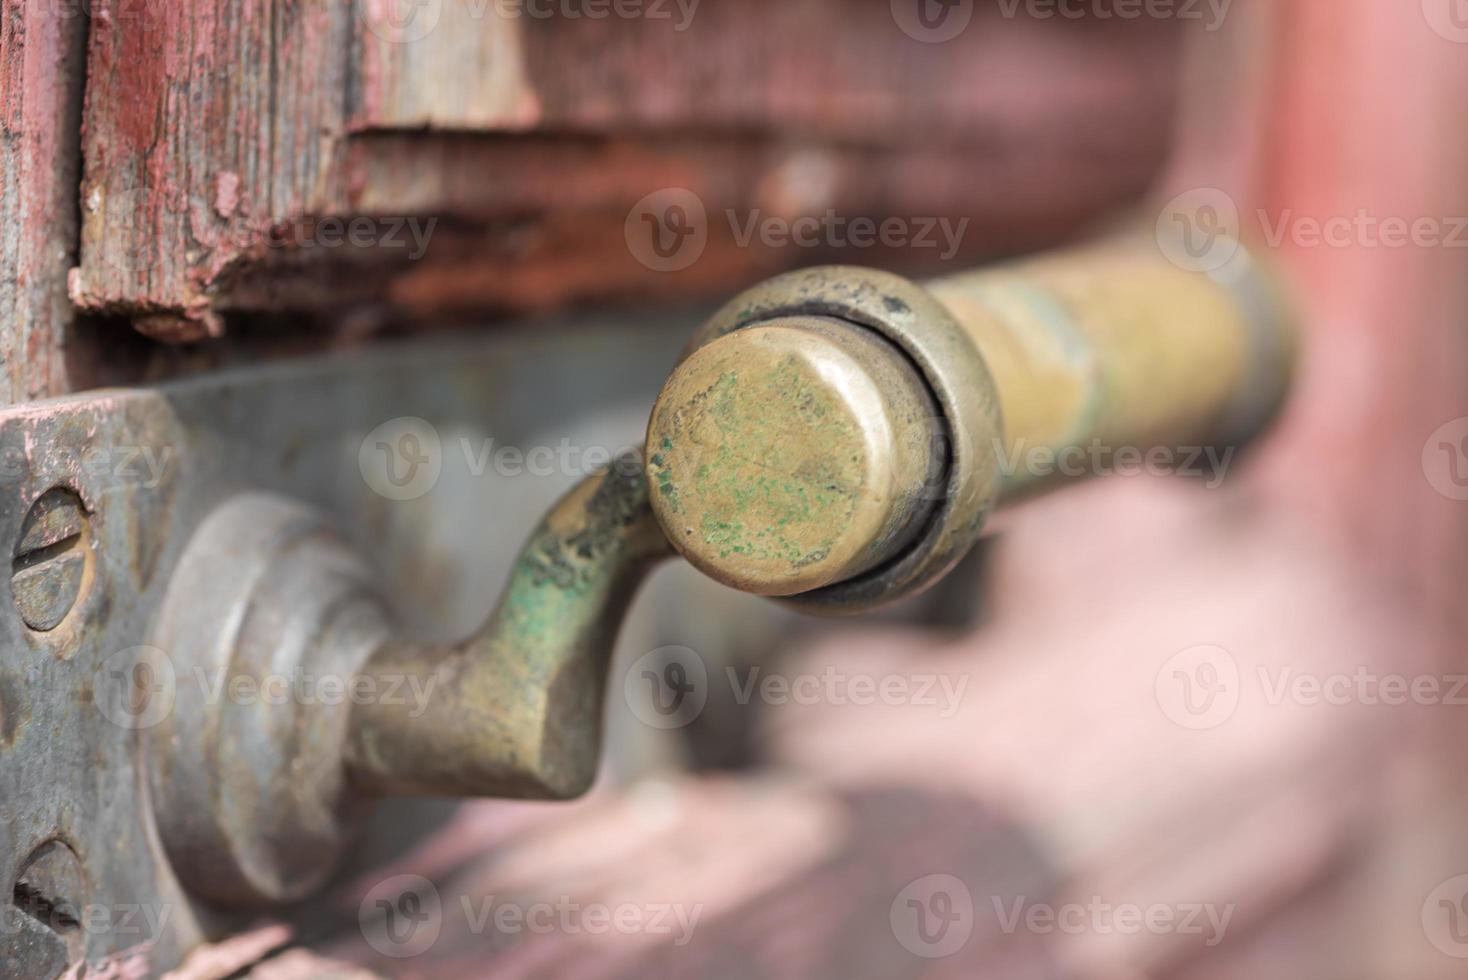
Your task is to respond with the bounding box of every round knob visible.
[645,316,943,596]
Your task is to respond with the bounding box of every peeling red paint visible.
[213,170,241,219]
[0,0,89,401]
[73,1,1179,341]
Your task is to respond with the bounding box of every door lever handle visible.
[150,234,1296,907]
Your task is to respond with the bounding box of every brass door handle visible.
[149,234,1296,907]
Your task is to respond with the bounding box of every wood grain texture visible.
[74,1,1180,340]
[0,0,88,403]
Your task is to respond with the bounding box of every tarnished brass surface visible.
[137,238,1298,908]
[927,237,1297,497]
[646,238,1296,605]
[674,265,1007,612]
[346,452,675,801]
[646,316,940,597]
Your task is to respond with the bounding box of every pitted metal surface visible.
[0,314,689,975]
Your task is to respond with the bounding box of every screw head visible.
[4,839,87,974]
[12,488,89,632]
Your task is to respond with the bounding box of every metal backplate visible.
[0,313,692,976]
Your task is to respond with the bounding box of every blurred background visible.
[5,0,1468,977]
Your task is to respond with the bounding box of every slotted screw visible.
[11,488,88,632]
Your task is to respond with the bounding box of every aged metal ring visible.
[683,265,1005,612]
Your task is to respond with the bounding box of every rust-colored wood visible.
[74,1,1180,341]
[0,0,87,403]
